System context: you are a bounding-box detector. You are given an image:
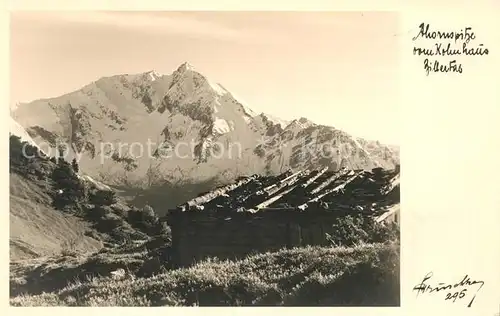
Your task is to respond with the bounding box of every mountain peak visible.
[168,61,230,99]
[176,62,195,73]
[145,69,161,81]
[286,117,315,130]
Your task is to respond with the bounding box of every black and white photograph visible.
[9,11,401,306]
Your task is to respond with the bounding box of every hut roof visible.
[170,167,400,217]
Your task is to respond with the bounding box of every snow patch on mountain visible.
[353,137,380,167]
[241,104,257,117]
[285,120,306,132]
[219,87,256,117]
[213,117,232,135]
[265,113,290,128]
[208,81,228,97]
[297,117,315,128]
[148,70,161,81]
[78,174,112,191]
[236,101,259,126]
[284,117,315,132]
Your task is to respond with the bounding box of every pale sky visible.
[10,11,400,144]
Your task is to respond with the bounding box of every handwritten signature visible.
[413,272,485,307]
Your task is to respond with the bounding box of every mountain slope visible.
[9,134,169,260]
[9,122,99,259]
[10,172,102,260]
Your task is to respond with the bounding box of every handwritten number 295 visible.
[445,289,467,302]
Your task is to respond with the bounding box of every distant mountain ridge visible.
[11,62,399,194]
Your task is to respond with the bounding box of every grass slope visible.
[11,241,399,307]
[10,134,170,262]
[10,172,102,260]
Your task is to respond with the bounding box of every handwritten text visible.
[412,272,485,307]
[412,23,489,75]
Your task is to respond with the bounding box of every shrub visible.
[363,219,400,243]
[71,158,79,173]
[127,205,167,237]
[50,159,86,210]
[60,238,79,257]
[326,215,368,247]
[326,215,399,247]
[9,135,48,176]
[89,189,117,206]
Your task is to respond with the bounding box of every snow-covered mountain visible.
[12,62,399,189]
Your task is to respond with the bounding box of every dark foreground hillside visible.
[11,241,399,306]
[9,134,170,260]
[9,134,400,307]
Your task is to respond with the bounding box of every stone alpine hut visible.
[167,166,400,267]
